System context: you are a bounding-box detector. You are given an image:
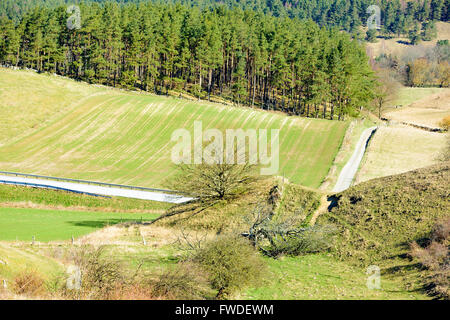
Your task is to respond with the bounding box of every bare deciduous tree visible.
[151,159,259,225]
[243,187,336,257]
[170,162,259,201]
[373,69,401,118]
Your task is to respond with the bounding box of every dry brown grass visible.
[366,22,450,59]
[384,89,450,128]
[355,124,447,183]
[440,115,450,131]
[77,223,215,249]
[78,226,136,246]
[12,270,46,297]
[410,217,449,299]
[106,283,167,300]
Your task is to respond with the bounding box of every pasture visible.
[0,68,350,189]
[365,22,450,59]
[244,255,428,300]
[0,207,158,241]
[355,123,446,183]
[385,87,450,128]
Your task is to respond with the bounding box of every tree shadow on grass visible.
[66,218,156,229]
[397,40,412,45]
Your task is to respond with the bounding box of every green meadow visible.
[0,207,158,241]
[0,68,349,189]
[1,69,427,301]
[244,255,428,300]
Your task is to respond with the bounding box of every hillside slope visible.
[355,123,446,183]
[366,22,450,59]
[384,88,450,129]
[0,69,350,188]
[0,243,63,299]
[0,69,101,146]
[320,161,450,264]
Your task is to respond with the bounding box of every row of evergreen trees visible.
[1,0,449,32]
[0,2,378,119]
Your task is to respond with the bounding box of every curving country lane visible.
[332,126,378,193]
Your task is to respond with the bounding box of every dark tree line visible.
[0,2,379,119]
[1,0,449,31]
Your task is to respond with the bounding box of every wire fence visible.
[0,179,111,198]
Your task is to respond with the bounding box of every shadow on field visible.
[67,219,155,228]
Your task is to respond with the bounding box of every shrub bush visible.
[13,270,45,297]
[107,283,160,300]
[151,262,212,300]
[263,224,337,257]
[439,116,450,131]
[410,217,449,299]
[63,246,127,300]
[191,235,265,299]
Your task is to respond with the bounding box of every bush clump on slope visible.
[318,162,450,265]
[157,176,322,233]
[191,235,265,299]
[410,217,449,299]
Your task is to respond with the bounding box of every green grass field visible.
[0,68,349,189]
[0,207,158,241]
[1,68,434,300]
[244,255,428,300]
[0,243,63,287]
[0,68,102,146]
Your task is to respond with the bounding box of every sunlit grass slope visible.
[0,68,102,146]
[355,124,446,183]
[0,69,349,188]
[0,243,63,288]
[0,184,170,213]
[244,255,428,300]
[0,207,159,241]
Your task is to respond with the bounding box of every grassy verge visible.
[320,118,375,191]
[0,184,171,213]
